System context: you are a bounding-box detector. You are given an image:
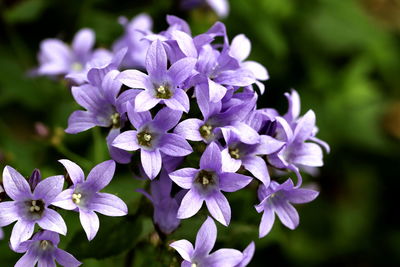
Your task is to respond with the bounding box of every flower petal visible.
[153,107,182,131]
[177,189,204,219]
[286,188,319,204]
[54,248,82,267]
[203,248,243,266]
[169,168,197,189]
[146,39,167,83]
[52,189,76,210]
[117,69,152,90]
[79,210,99,241]
[38,209,67,235]
[127,100,152,129]
[205,191,231,226]
[33,175,64,203]
[15,250,39,267]
[160,133,193,156]
[194,216,217,257]
[141,149,162,179]
[168,57,197,85]
[58,159,84,184]
[241,156,270,186]
[112,130,139,151]
[259,207,275,238]
[174,119,203,141]
[208,79,227,103]
[72,28,95,58]
[10,220,35,250]
[90,192,128,216]
[3,166,32,201]
[85,160,116,192]
[219,172,252,192]
[0,201,19,227]
[200,142,222,171]
[65,110,97,134]
[164,89,190,113]
[274,202,299,230]
[170,239,194,262]
[170,30,197,58]
[134,90,159,112]
[230,34,250,61]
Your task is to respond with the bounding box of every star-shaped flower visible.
[52,160,127,240]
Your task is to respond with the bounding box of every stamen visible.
[143,133,152,142]
[229,148,240,159]
[72,193,82,204]
[71,62,83,72]
[155,84,172,99]
[195,170,215,189]
[199,124,213,139]
[191,263,197,267]
[29,200,43,213]
[40,240,50,250]
[110,113,120,128]
[137,131,153,147]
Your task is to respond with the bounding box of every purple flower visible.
[52,160,127,240]
[118,39,197,113]
[66,70,131,134]
[169,142,252,226]
[170,217,243,267]
[255,179,319,238]
[221,131,284,186]
[228,34,268,94]
[175,84,259,145]
[14,230,81,267]
[194,45,255,103]
[113,13,153,69]
[37,28,95,83]
[138,170,183,234]
[112,105,192,179]
[0,166,67,249]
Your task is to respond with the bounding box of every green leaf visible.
[4,0,47,24]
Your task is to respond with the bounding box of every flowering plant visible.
[0,10,328,267]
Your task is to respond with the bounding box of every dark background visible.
[1,0,400,266]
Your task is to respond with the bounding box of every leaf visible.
[4,0,47,24]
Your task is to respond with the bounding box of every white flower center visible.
[72,193,82,204]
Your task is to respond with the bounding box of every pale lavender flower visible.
[14,230,81,267]
[138,170,183,234]
[118,39,197,113]
[169,142,252,226]
[194,45,255,103]
[0,166,66,249]
[52,160,127,241]
[228,34,269,94]
[170,217,243,267]
[113,13,153,69]
[174,84,259,145]
[37,28,95,83]
[221,131,284,186]
[66,70,130,134]
[112,104,192,179]
[255,179,319,238]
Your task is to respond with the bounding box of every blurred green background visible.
[1,0,400,266]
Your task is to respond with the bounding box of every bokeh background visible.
[1,0,400,266]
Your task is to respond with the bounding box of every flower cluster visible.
[0,13,328,267]
[0,160,127,266]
